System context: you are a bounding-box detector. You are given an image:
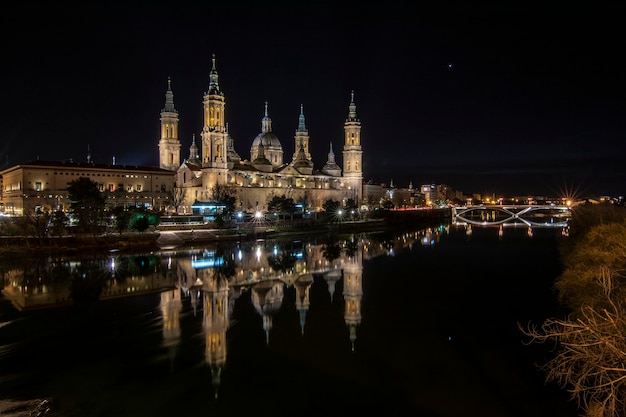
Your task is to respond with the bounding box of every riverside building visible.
[161,56,364,215]
[0,55,363,217]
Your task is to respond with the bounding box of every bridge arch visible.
[452,205,571,227]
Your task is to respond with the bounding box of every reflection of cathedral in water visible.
[160,236,367,397]
[1,226,452,398]
[156,228,447,397]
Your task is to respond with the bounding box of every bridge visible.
[451,204,571,227]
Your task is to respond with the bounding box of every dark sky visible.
[3,1,625,198]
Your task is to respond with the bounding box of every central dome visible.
[251,132,283,167]
[251,132,282,149]
[250,102,283,167]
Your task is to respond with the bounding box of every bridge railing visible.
[451,205,571,227]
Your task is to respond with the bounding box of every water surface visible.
[0,224,578,416]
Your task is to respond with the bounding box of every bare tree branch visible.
[520,268,626,417]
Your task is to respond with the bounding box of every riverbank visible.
[0,208,452,256]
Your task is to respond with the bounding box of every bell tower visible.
[201,54,227,169]
[292,104,311,162]
[342,91,363,203]
[158,77,181,171]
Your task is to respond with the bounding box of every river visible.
[0,223,579,417]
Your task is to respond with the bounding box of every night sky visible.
[3,1,625,198]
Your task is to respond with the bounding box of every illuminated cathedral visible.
[158,56,363,214]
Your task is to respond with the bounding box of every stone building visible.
[159,56,364,214]
[0,160,175,215]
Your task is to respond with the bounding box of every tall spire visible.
[328,142,335,162]
[347,90,358,121]
[164,77,176,112]
[208,54,220,95]
[292,104,311,162]
[261,101,272,133]
[322,142,341,176]
[297,104,307,132]
[188,134,199,163]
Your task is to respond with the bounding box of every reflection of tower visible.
[203,276,229,399]
[251,279,284,344]
[190,288,201,316]
[323,269,342,303]
[160,289,182,372]
[294,274,314,335]
[343,249,363,352]
[174,258,201,316]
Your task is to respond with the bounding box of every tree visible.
[23,207,50,243]
[520,212,626,417]
[322,199,343,222]
[344,198,358,219]
[320,199,342,223]
[169,186,186,214]
[67,177,106,236]
[322,199,340,213]
[520,270,626,417]
[568,202,626,241]
[110,206,130,235]
[210,184,236,228]
[49,210,68,237]
[381,198,394,210]
[130,215,150,232]
[267,195,297,222]
[556,223,626,312]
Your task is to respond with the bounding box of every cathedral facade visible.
[158,56,363,215]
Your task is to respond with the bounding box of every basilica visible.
[158,56,363,214]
